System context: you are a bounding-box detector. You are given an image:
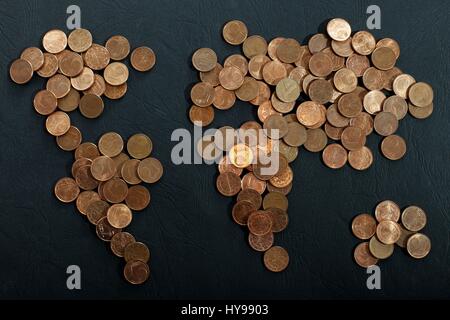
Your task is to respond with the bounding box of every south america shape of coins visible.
[188,18,435,272]
[10,29,158,285]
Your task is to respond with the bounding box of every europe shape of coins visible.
[351,200,431,268]
[10,28,156,149]
[55,132,163,285]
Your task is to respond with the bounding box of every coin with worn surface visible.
[326,104,349,128]
[396,225,415,248]
[67,28,92,52]
[111,232,136,257]
[296,101,323,127]
[369,236,394,259]
[381,135,406,160]
[219,66,245,90]
[308,79,333,104]
[46,74,71,98]
[327,18,351,41]
[106,35,130,60]
[56,125,82,151]
[191,82,215,107]
[333,68,357,93]
[406,233,431,259]
[308,33,329,54]
[363,90,385,114]
[324,123,344,140]
[21,47,44,71]
[107,204,132,229]
[263,192,288,211]
[102,178,128,204]
[235,77,259,101]
[112,153,130,178]
[338,92,362,118]
[304,128,327,152]
[96,216,121,241]
[223,20,248,45]
[402,206,427,232]
[374,111,398,136]
[393,74,416,99]
[266,207,288,233]
[408,82,433,107]
[218,156,242,176]
[352,31,375,55]
[98,132,123,157]
[283,122,307,147]
[192,48,217,72]
[248,55,270,80]
[264,114,288,139]
[345,53,370,77]
[131,46,156,72]
[262,60,287,86]
[72,158,92,178]
[37,53,58,78]
[382,67,402,91]
[57,88,80,112]
[59,51,84,77]
[127,134,152,160]
[124,242,150,263]
[76,191,101,216]
[70,67,94,91]
[43,29,67,54]
[242,172,266,194]
[276,38,301,64]
[247,211,272,236]
[348,146,373,170]
[371,46,396,70]
[248,232,274,252]
[201,63,222,86]
[75,165,99,191]
[84,44,110,70]
[237,189,262,210]
[349,112,373,136]
[309,52,333,77]
[362,67,385,91]
[104,82,128,100]
[54,177,80,203]
[90,156,115,181]
[84,74,106,96]
[189,105,214,126]
[269,166,293,188]
[216,172,241,196]
[34,90,57,115]
[341,126,366,151]
[264,246,289,272]
[224,54,248,75]
[125,185,151,211]
[409,102,433,119]
[124,260,150,285]
[382,95,408,120]
[331,37,354,57]
[352,213,377,240]
[232,200,256,225]
[354,242,378,268]
[104,62,128,86]
[213,86,235,110]
[376,220,401,244]
[79,94,104,119]
[322,143,347,169]
[267,37,285,60]
[86,200,110,225]
[75,142,99,160]
[375,200,400,222]
[137,157,163,183]
[243,35,267,58]
[46,111,71,136]
[121,159,142,185]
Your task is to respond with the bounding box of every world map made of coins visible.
[10,28,161,285]
[189,18,434,272]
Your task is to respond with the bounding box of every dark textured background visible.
[0,0,449,299]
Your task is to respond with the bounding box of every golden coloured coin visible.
[352,31,376,55]
[56,125,82,151]
[376,220,401,244]
[91,156,116,182]
[263,246,289,272]
[54,177,80,203]
[354,242,378,268]
[243,35,267,59]
[229,144,253,169]
[111,232,136,258]
[79,94,104,119]
[327,18,351,41]
[375,200,400,222]
[409,102,433,119]
[124,260,150,285]
[406,233,431,259]
[104,62,128,86]
[107,204,132,229]
[276,78,300,103]
[58,88,80,112]
[408,82,434,108]
[34,90,57,115]
[124,242,150,263]
[105,35,130,60]
[46,111,71,136]
[322,143,347,169]
[99,132,124,157]
[374,111,398,136]
[393,74,416,99]
[20,47,44,71]
[223,20,248,45]
[371,46,396,70]
[68,28,92,52]
[37,53,58,78]
[121,159,142,185]
[369,236,394,259]
[401,206,427,232]
[137,157,163,183]
[348,146,373,171]
[192,48,217,72]
[333,68,357,93]
[363,90,386,114]
[127,133,153,159]
[381,135,406,160]
[43,29,67,54]
[84,44,111,70]
[125,185,151,211]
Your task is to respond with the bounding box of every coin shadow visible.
[317,19,332,34]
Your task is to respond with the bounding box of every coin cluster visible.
[9,28,156,151]
[54,132,163,284]
[352,200,431,268]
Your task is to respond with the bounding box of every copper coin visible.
[111,232,136,257]
[84,44,111,70]
[232,200,256,226]
[218,156,242,176]
[224,54,248,75]
[296,101,323,127]
[237,189,262,210]
[189,105,214,127]
[37,53,58,78]
[223,20,248,45]
[241,172,265,194]
[263,246,289,272]
[216,172,241,197]
[96,216,121,241]
[276,38,301,64]
[348,146,373,170]
[72,158,92,177]
[67,28,92,52]
[324,123,344,141]
[125,185,151,211]
[248,232,274,252]
[75,165,99,191]
[84,74,106,96]
[243,35,267,58]
[375,200,400,222]
[76,191,101,216]
[331,37,354,57]
[267,37,285,60]
[235,77,259,102]
[363,90,386,114]
[271,92,295,114]
[124,260,150,285]
[131,46,156,72]
[376,220,401,244]
[124,242,150,263]
[212,86,235,110]
[333,68,357,93]
[382,67,402,91]
[264,114,289,139]
[309,52,333,77]
[283,122,307,147]
[137,157,163,184]
[263,192,288,211]
[376,38,400,59]
[103,178,128,204]
[191,82,215,107]
[112,153,130,178]
[86,200,110,225]
[345,53,370,77]
[304,128,328,152]
[381,135,406,161]
[267,181,292,195]
[308,33,329,54]
[326,104,350,128]
[201,63,223,86]
[219,66,245,90]
[127,134,153,160]
[75,142,99,160]
[409,102,433,119]
[308,79,333,104]
[288,66,308,85]
[269,166,293,189]
[393,74,416,99]
[46,74,70,98]
[247,211,272,236]
[327,18,351,41]
[34,90,57,115]
[56,125,82,151]
[371,46,396,70]
[106,35,130,60]
[362,67,385,91]
[54,177,80,203]
[383,95,408,120]
[374,111,398,136]
[79,94,104,119]
[349,112,373,136]
[406,233,431,259]
[249,55,270,80]
[104,62,128,86]
[401,206,427,232]
[262,61,287,86]
[46,111,71,136]
[43,29,67,54]
[98,132,124,157]
[294,45,312,68]
[352,31,375,55]
[59,51,84,77]
[352,213,377,240]
[338,92,362,118]
[229,144,253,168]
[21,47,44,71]
[192,48,217,72]
[369,236,394,259]
[266,207,288,233]
[121,159,142,185]
[408,82,434,107]
[354,242,378,268]
[322,143,347,169]
[104,82,128,100]
[341,126,366,151]
[396,225,415,248]
[71,67,95,91]
[107,203,132,229]
[58,88,80,112]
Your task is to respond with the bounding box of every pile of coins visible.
[352,200,431,268]
[54,132,163,284]
[9,28,156,150]
[189,18,434,171]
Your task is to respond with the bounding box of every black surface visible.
[0,0,449,299]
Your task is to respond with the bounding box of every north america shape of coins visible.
[10,28,156,150]
[351,200,431,268]
[54,131,162,285]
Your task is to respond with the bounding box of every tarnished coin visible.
[137,157,163,183]
[243,35,267,59]
[111,232,136,257]
[102,178,128,204]
[266,207,288,233]
[322,143,347,169]
[98,132,124,158]
[401,206,427,232]
[56,125,82,151]
[263,246,289,272]
[86,200,110,225]
[75,142,99,160]
[192,48,217,72]
[124,260,150,285]
[124,242,150,263]
[54,177,80,203]
[409,102,433,119]
[406,233,431,259]
[37,53,59,78]
[248,232,274,252]
[127,134,153,159]
[105,35,130,60]
[68,28,92,52]
[79,94,104,119]
[58,88,80,112]
[223,20,248,45]
[354,242,378,268]
[216,172,241,197]
[84,44,110,70]
[125,185,151,211]
[341,126,366,151]
[131,47,156,72]
[232,200,256,226]
[47,74,71,98]
[381,135,406,160]
[396,224,415,248]
[374,111,398,136]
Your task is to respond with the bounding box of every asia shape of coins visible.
[189,18,434,272]
[10,29,160,285]
[352,200,431,268]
